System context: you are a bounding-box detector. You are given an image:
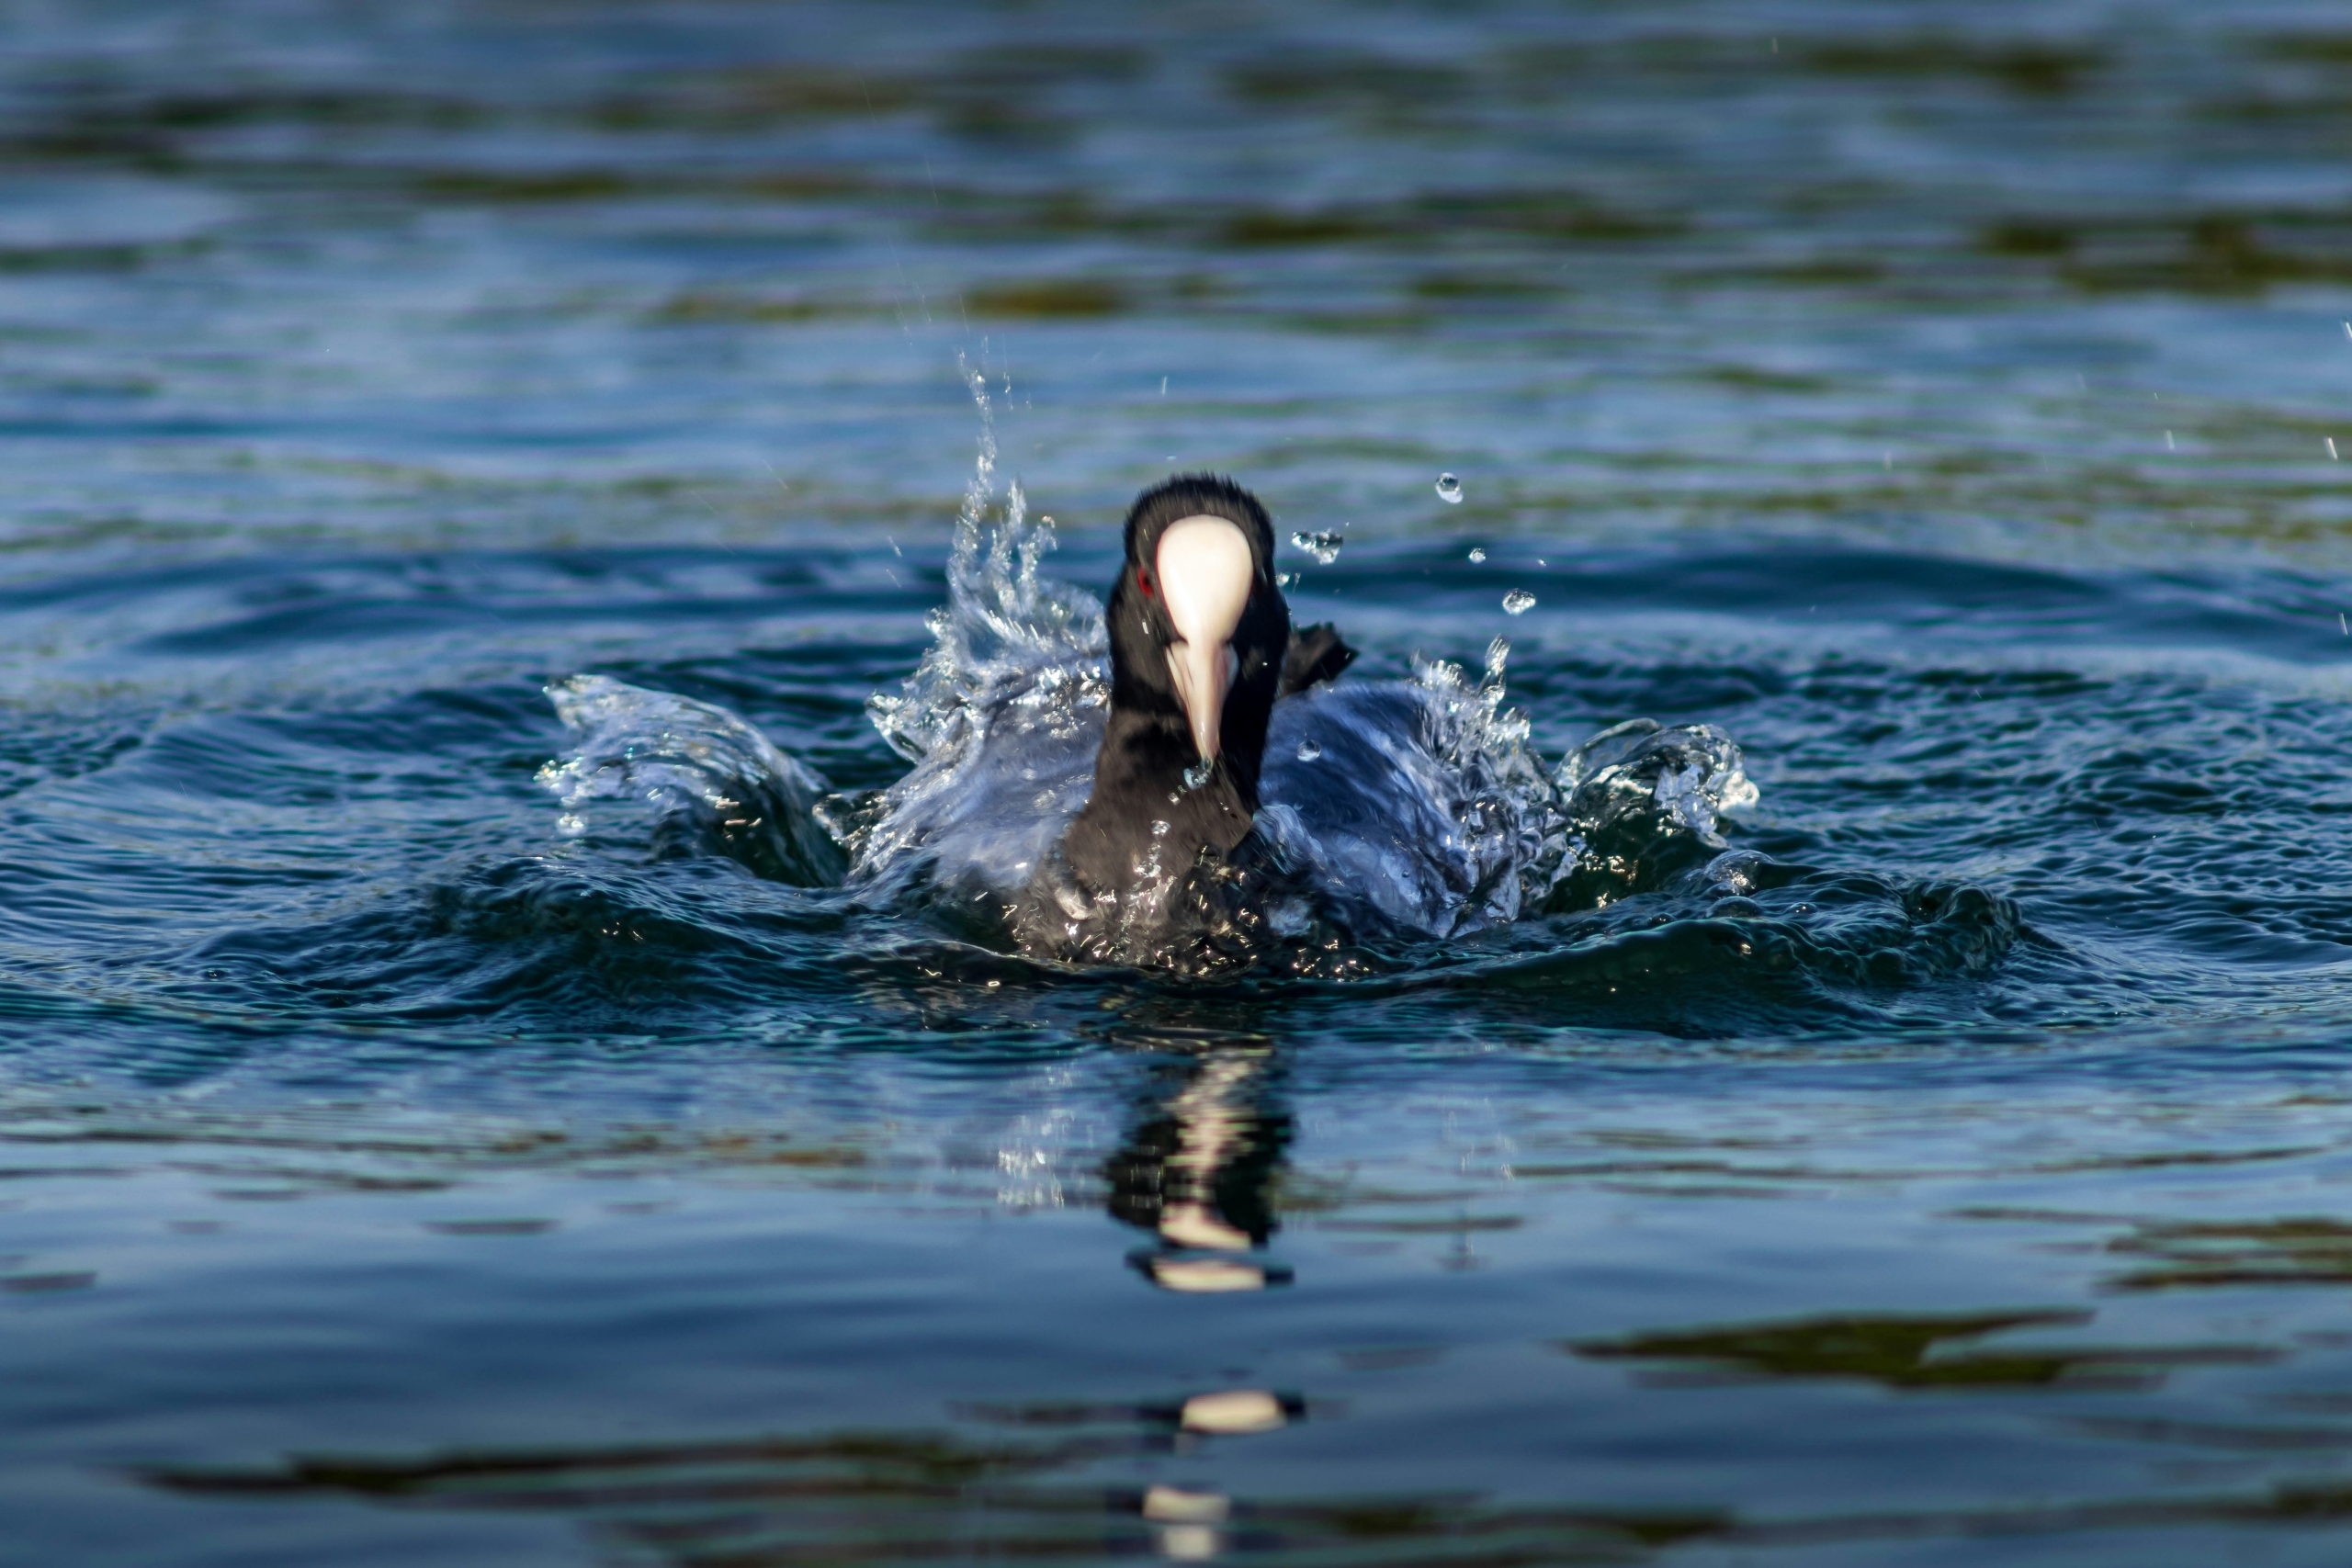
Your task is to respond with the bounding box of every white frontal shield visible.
[1156,514,1253,762]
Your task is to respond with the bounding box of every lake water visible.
[13,2,2352,1562]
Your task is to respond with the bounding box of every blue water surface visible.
[12,2,2352,1563]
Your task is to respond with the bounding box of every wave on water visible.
[539,673,845,887]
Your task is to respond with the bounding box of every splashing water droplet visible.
[1467,547,1487,563]
[1276,571,1295,588]
[1289,530,1344,566]
[1502,589,1537,615]
[1295,740,1322,761]
[1435,473,1463,504]
[1151,818,1171,838]
[1182,760,1215,792]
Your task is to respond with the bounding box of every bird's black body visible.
[1016,476,1352,962]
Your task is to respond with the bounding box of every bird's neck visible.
[1093,706,1259,824]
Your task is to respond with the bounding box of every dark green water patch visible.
[1571,1309,2272,1392]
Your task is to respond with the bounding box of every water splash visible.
[1404,636,1573,925]
[538,675,845,886]
[1290,530,1345,565]
[1549,717,1758,910]
[849,358,1109,901]
[1468,547,1487,563]
[1558,718,1758,836]
[865,355,1106,767]
[538,360,1767,967]
[1249,637,1555,942]
[1502,589,1536,615]
[1254,638,1768,939]
[1436,473,1464,504]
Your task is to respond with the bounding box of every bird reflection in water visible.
[1106,1044,1295,1293]
[141,1049,1309,1563]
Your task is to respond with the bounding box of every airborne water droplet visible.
[1502,589,1536,615]
[1436,473,1463,504]
[1289,530,1344,566]
[1182,760,1215,791]
[1467,547,1487,562]
[1296,740,1322,761]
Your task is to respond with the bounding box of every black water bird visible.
[1019,476,1352,957]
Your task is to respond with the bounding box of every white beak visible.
[1156,514,1253,763]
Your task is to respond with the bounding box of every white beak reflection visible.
[1144,1483,1233,1562]
[1178,1388,1288,1436]
[1140,1256,1272,1293]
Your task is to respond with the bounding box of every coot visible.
[1016,476,1355,962]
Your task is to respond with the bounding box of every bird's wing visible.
[1277,622,1357,699]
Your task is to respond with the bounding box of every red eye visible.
[1137,569,1154,598]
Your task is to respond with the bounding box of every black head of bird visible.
[1104,475,1291,806]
